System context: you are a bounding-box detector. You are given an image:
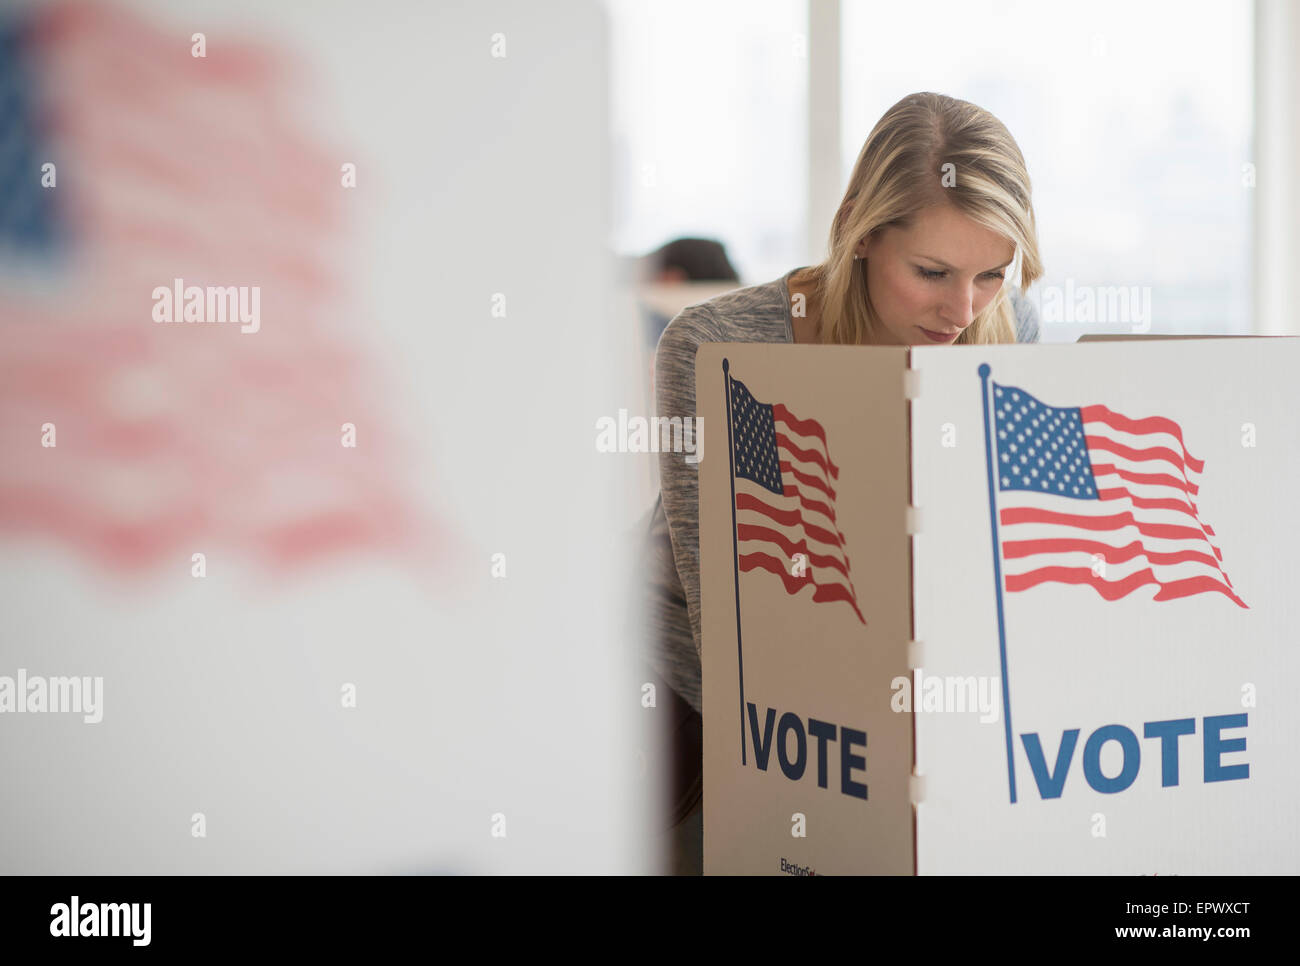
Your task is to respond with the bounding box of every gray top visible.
[641,267,1041,714]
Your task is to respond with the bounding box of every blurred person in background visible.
[634,237,740,351]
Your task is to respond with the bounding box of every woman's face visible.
[859,203,1015,345]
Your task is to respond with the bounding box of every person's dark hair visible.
[642,237,739,282]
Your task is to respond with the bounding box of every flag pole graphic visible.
[978,363,1017,804]
[722,358,747,766]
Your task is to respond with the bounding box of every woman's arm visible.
[652,304,725,670]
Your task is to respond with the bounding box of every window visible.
[606,0,809,285]
[841,0,1254,339]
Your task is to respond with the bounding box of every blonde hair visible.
[804,92,1042,345]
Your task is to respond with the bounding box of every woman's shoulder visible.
[1008,285,1041,343]
[654,273,792,359]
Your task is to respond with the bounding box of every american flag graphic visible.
[991,380,1245,608]
[727,370,865,624]
[0,1,441,575]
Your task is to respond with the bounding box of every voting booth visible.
[696,338,1300,875]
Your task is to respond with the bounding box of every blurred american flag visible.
[0,0,440,575]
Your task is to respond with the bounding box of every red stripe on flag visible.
[773,404,837,475]
[1002,537,1221,570]
[736,493,844,549]
[737,551,865,624]
[1081,404,1205,473]
[779,486,836,524]
[1084,435,1197,480]
[736,524,851,579]
[779,460,835,501]
[1005,565,1245,608]
[1095,486,1202,520]
[775,432,835,480]
[1000,506,1217,548]
[1091,463,1200,496]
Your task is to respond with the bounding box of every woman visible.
[640,91,1043,866]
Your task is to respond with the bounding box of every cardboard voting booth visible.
[697,337,1300,875]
